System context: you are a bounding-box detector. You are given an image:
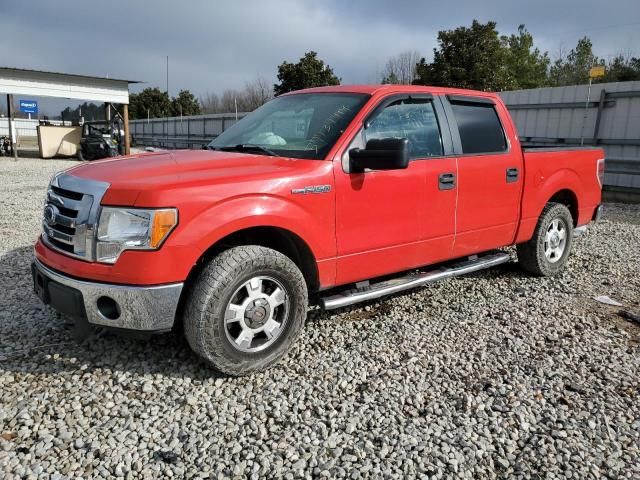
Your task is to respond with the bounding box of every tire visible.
[183,246,308,375]
[517,202,574,276]
[77,149,85,161]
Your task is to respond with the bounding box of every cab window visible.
[449,100,507,154]
[364,99,443,159]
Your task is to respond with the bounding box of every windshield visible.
[208,93,369,160]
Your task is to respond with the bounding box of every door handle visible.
[439,172,456,190]
[506,167,519,183]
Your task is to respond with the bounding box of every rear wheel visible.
[183,246,308,375]
[517,202,574,276]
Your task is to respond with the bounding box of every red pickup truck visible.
[32,85,604,375]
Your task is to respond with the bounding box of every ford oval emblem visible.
[43,205,58,226]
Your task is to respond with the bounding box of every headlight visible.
[96,207,178,263]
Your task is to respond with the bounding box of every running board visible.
[320,252,511,310]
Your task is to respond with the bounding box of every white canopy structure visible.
[0,67,139,157]
[0,67,136,104]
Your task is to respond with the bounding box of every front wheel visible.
[517,202,574,276]
[183,246,308,375]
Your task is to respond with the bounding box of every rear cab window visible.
[448,97,507,154]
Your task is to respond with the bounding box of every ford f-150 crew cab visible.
[32,85,604,375]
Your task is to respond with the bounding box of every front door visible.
[334,95,457,285]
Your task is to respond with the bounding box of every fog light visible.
[97,296,121,320]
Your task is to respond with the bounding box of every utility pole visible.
[6,94,17,161]
[580,77,592,147]
[580,64,605,146]
[123,103,130,156]
[166,55,169,147]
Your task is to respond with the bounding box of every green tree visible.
[129,87,171,120]
[549,37,602,86]
[601,55,640,82]
[273,51,340,96]
[171,89,201,116]
[381,72,400,84]
[414,20,512,91]
[413,57,433,86]
[501,25,550,89]
[60,102,105,122]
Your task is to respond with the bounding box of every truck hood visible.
[67,150,324,205]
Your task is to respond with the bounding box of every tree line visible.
[128,89,201,120]
[407,21,639,91]
[122,20,639,119]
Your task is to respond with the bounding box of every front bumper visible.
[31,258,183,331]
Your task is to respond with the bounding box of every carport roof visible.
[0,67,141,104]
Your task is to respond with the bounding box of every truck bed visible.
[515,146,604,243]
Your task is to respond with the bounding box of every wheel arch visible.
[547,189,579,227]
[172,225,319,333]
[516,169,583,243]
[176,224,317,314]
[527,168,583,226]
[200,226,319,292]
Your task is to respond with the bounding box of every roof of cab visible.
[286,84,497,99]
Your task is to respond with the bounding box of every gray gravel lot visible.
[1,157,639,479]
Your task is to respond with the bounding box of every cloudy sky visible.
[1,0,639,114]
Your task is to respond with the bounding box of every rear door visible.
[334,94,457,285]
[442,95,523,256]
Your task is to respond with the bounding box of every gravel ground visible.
[1,157,639,479]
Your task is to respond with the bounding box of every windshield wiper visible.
[215,144,278,157]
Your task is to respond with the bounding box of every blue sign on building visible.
[19,100,38,114]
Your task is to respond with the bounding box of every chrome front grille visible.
[42,173,110,261]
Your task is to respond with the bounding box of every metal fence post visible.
[592,89,607,146]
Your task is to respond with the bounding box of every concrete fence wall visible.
[0,118,71,138]
[498,81,640,191]
[129,113,248,149]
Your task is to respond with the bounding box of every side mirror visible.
[349,138,409,173]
